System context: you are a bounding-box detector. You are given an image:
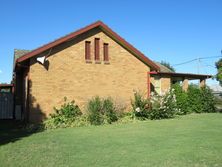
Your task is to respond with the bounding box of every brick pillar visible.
[200,79,206,88]
[182,78,189,91]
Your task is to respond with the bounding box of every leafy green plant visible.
[186,85,201,113]
[87,96,104,125]
[183,84,216,114]
[186,84,203,113]
[44,97,82,128]
[103,98,118,124]
[131,92,151,119]
[172,83,189,114]
[87,96,118,125]
[200,86,216,113]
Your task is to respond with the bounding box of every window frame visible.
[103,43,109,62]
[85,41,91,61]
[94,38,100,62]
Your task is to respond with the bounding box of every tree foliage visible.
[215,58,222,86]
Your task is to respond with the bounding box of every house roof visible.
[15,21,160,71]
[13,49,31,68]
[150,71,212,80]
[154,62,173,73]
[0,84,14,88]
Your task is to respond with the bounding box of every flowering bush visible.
[131,90,180,120]
[150,89,180,119]
[131,92,151,119]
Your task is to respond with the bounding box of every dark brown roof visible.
[16,21,160,71]
[0,84,14,88]
[150,71,212,79]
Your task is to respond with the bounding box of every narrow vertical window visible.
[103,43,109,62]
[95,38,100,61]
[85,41,91,60]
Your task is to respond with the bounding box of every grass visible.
[0,113,222,167]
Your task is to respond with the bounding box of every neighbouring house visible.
[12,21,212,122]
[210,84,222,98]
[0,84,14,93]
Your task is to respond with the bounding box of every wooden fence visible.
[0,92,14,119]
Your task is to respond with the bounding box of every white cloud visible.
[0,70,2,74]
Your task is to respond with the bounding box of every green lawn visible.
[0,114,222,167]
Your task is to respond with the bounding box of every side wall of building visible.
[150,75,171,95]
[28,28,150,122]
[160,77,171,93]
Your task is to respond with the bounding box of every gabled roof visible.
[16,21,160,71]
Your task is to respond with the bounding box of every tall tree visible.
[215,58,222,86]
[160,61,176,72]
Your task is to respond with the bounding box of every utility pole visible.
[197,58,201,74]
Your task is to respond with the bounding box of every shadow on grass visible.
[0,120,43,146]
[0,79,48,146]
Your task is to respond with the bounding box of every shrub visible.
[172,84,216,114]
[200,86,216,113]
[87,96,103,125]
[44,97,82,128]
[87,96,118,125]
[54,97,82,118]
[150,89,180,119]
[186,84,203,113]
[69,115,90,127]
[103,98,118,124]
[172,83,189,114]
[131,92,151,119]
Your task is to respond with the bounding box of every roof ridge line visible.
[16,21,160,71]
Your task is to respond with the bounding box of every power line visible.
[173,55,222,67]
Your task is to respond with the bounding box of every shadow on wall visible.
[28,80,47,123]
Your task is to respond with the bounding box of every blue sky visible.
[0,0,221,85]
